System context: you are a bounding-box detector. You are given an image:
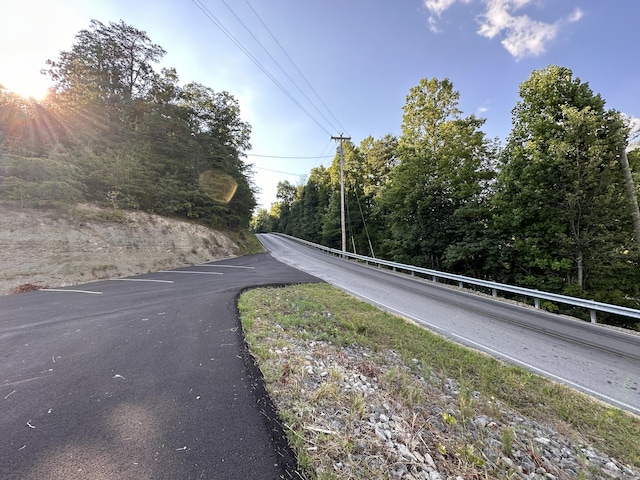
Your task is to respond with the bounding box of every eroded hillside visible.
[0,204,245,295]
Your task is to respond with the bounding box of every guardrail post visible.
[458,281,464,288]
[278,233,640,326]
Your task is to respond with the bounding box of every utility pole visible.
[331,134,351,253]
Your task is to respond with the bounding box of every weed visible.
[458,444,485,468]
[502,427,515,457]
[457,385,476,423]
[238,284,640,474]
[91,264,118,278]
[441,411,458,426]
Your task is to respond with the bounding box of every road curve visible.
[0,253,322,480]
[258,233,640,415]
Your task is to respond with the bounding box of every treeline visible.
[0,20,255,229]
[254,68,640,329]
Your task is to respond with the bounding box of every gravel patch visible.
[254,330,640,479]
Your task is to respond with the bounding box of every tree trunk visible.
[619,148,640,247]
[576,251,584,291]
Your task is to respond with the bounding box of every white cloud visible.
[567,7,584,23]
[477,0,563,59]
[424,0,466,17]
[623,114,640,143]
[427,16,441,34]
[424,0,471,33]
[423,0,585,59]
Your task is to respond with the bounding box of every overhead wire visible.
[218,0,343,135]
[241,0,349,136]
[252,166,306,176]
[190,0,334,136]
[247,154,333,159]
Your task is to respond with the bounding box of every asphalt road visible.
[257,233,640,416]
[0,253,322,480]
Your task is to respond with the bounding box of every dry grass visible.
[239,283,640,479]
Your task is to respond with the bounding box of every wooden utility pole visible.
[331,134,351,252]
[619,147,640,247]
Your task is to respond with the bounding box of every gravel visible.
[259,334,640,479]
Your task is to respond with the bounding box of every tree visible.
[619,147,640,246]
[251,208,276,233]
[359,134,398,200]
[296,166,331,243]
[1,20,256,230]
[495,65,633,293]
[272,180,298,234]
[44,20,165,107]
[377,78,495,269]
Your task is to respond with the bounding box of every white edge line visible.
[195,265,255,269]
[334,283,640,416]
[158,271,223,275]
[40,289,102,295]
[110,279,174,284]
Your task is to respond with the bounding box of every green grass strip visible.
[238,283,640,469]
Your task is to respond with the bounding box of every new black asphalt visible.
[0,253,322,479]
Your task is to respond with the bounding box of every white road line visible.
[158,271,223,275]
[39,289,102,295]
[110,278,174,284]
[195,265,255,269]
[334,282,640,416]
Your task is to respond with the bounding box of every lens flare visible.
[198,170,238,203]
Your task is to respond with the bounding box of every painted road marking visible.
[195,265,255,269]
[158,271,223,275]
[40,289,103,295]
[110,278,175,284]
[334,282,640,417]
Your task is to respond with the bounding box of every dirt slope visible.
[0,204,242,295]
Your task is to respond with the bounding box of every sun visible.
[2,76,51,101]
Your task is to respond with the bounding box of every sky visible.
[2,0,639,210]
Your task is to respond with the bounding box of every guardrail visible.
[275,233,640,325]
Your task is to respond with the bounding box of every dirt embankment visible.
[0,204,242,295]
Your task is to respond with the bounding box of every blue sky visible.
[2,0,639,210]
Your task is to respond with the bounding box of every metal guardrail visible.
[276,233,640,325]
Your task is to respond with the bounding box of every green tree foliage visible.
[494,66,635,298]
[376,78,495,270]
[250,208,276,233]
[256,70,639,327]
[0,20,255,230]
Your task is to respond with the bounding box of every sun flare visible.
[2,76,51,101]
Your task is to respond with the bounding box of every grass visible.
[225,229,264,255]
[238,283,640,478]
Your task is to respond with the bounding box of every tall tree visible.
[1,20,256,229]
[42,19,167,147]
[619,147,640,246]
[44,20,165,106]
[377,78,495,269]
[495,65,632,293]
[272,180,298,234]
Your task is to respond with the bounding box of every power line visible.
[218,0,342,134]
[190,0,334,137]
[247,153,333,159]
[253,166,306,176]
[242,0,348,135]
